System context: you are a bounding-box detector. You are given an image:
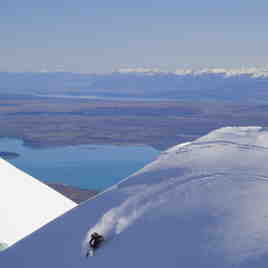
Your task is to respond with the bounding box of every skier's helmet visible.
[92,232,99,237]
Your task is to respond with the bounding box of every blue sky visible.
[1,0,268,73]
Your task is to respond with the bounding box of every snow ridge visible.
[3,127,268,268]
[117,66,268,78]
[0,158,76,247]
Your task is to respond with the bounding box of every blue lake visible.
[0,138,159,190]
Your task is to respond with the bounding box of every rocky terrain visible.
[47,183,98,203]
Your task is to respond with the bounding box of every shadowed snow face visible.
[84,127,268,267]
[4,127,268,268]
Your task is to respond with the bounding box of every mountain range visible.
[2,67,268,102]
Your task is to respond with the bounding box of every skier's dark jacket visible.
[89,233,103,249]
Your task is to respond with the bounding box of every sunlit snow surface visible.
[0,159,76,247]
[2,127,268,267]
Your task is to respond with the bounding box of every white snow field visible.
[0,158,77,248]
[2,127,268,267]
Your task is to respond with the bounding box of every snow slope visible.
[0,158,76,248]
[2,127,268,267]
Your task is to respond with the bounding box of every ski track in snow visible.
[82,178,178,253]
[82,172,268,255]
[83,127,268,256]
[5,126,268,267]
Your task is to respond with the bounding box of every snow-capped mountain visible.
[117,66,268,78]
[2,127,268,267]
[0,158,76,249]
[3,66,268,102]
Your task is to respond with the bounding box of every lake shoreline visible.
[47,183,98,204]
[0,135,164,151]
[0,137,159,190]
[0,151,20,160]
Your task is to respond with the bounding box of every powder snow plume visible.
[82,178,180,252]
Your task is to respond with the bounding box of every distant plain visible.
[2,72,268,197]
[1,93,268,150]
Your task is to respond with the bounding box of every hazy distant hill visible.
[2,68,268,102]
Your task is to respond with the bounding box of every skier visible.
[86,232,104,257]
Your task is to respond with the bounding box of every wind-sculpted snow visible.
[3,127,268,267]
